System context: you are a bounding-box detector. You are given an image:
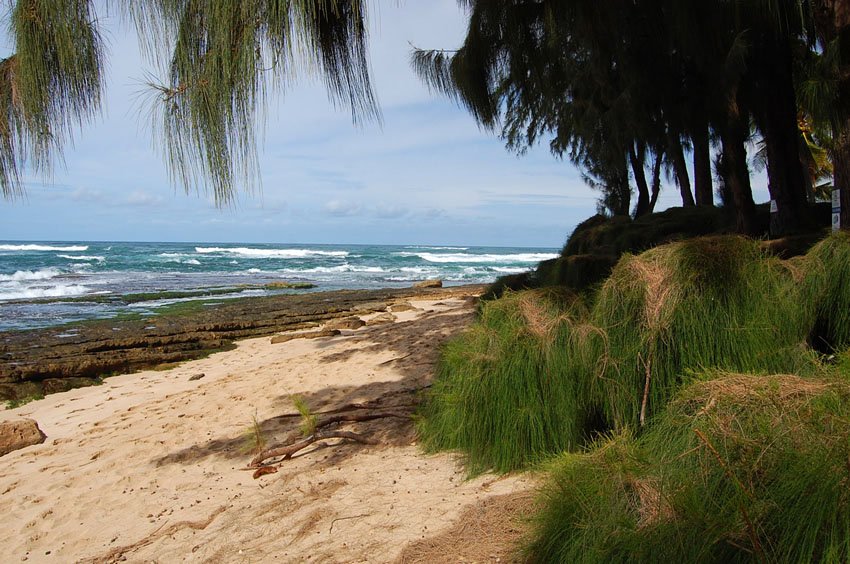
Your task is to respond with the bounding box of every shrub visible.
[805,230,850,352]
[417,288,606,473]
[526,373,850,563]
[592,236,817,429]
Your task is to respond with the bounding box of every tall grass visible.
[526,372,850,562]
[421,236,821,471]
[417,288,606,474]
[805,230,850,352]
[592,236,817,429]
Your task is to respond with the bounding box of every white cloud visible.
[69,188,106,203]
[374,204,409,219]
[323,199,363,217]
[125,190,164,207]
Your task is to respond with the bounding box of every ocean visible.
[0,241,559,331]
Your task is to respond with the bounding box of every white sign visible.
[834,212,841,232]
[770,200,778,213]
[833,189,841,209]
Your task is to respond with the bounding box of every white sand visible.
[0,296,534,563]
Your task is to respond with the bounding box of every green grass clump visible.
[5,392,44,409]
[422,235,824,472]
[526,372,850,563]
[805,230,850,352]
[418,288,606,474]
[292,395,317,436]
[592,236,817,429]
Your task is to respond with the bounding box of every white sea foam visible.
[288,265,387,274]
[491,266,532,274]
[0,268,63,281]
[0,244,88,252]
[195,247,348,259]
[57,254,105,261]
[404,246,469,251]
[394,252,557,263]
[163,258,202,265]
[0,284,91,301]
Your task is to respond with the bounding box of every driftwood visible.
[249,383,426,468]
[251,430,377,466]
[313,409,409,428]
[250,409,410,467]
[252,465,278,479]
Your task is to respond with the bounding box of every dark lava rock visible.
[0,285,484,401]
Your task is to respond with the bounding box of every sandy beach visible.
[0,291,535,563]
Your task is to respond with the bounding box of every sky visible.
[0,1,768,248]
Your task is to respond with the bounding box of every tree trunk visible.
[836,125,850,228]
[629,143,651,217]
[692,122,714,206]
[668,130,696,207]
[752,36,810,236]
[649,151,663,213]
[719,113,758,235]
[838,19,850,228]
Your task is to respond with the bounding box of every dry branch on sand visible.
[249,408,411,468]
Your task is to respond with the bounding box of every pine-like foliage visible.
[128,0,379,204]
[0,0,379,203]
[418,288,606,474]
[526,372,850,562]
[420,234,833,473]
[0,0,104,197]
[592,236,817,429]
[805,230,850,351]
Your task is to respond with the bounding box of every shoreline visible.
[0,290,534,562]
[0,284,487,402]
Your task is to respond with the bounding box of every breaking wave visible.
[0,244,88,252]
[195,247,348,259]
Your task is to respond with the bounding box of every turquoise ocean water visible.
[0,241,558,331]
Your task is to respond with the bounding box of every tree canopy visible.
[3,0,850,237]
[413,0,850,236]
[0,0,379,204]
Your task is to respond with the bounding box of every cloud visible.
[125,190,165,207]
[69,188,106,203]
[323,199,363,217]
[374,204,409,219]
[421,208,447,220]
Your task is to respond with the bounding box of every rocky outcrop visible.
[350,302,388,313]
[388,301,417,313]
[367,312,397,326]
[0,419,46,456]
[413,279,442,289]
[270,329,341,344]
[0,285,486,401]
[324,317,366,331]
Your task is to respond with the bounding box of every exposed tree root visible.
[251,430,377,466]
[250,386,423,468]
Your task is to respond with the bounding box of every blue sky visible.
[0,1,766,247]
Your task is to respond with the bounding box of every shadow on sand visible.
[151,303,475,469]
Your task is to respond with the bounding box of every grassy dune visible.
[419,229,850,561]
[527,372,850,562]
